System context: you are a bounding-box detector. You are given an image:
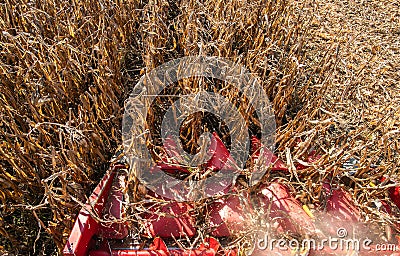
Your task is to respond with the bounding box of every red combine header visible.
[64,135,400,256]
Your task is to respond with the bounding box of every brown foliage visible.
[0,0,399,254]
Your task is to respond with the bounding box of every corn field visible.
[0,0,399,254]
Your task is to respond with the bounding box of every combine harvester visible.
[63,132,400,256]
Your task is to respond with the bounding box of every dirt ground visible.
[305,0,399,106]
[292,0,400,168]
[296,0,400,241]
